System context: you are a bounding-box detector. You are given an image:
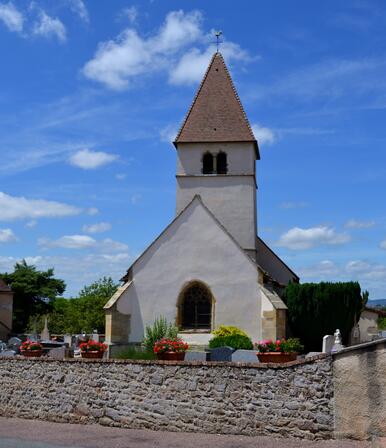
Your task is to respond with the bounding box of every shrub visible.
[20,340,42,352]
[153,338,189,354]
[284,282,367,351]
[212,325,248,338]
[378,316,386,330]
[79,341,107,353]
[256,338,304,353]
[143,316,179,352]
[209,334,253,350]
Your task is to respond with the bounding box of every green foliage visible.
[209,334,254,350]
[27,277,118,334]
[0,260,66,333]
[280,338,304,353]
[378,316,386,330]
[114,347,156,360]
[284,282,367,351]
[212,325,248,338]
[143,316,179,352]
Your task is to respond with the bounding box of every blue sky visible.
[1,0,386,300]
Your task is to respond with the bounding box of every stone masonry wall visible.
[333,339,386,440]
[0,356,333,440]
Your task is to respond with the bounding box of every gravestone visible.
[231,349,259,363]
[48,346,66,360]
[209,346,234,361]
[322,335,334,353]
[185,351,209,362]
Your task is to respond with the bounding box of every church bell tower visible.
[173,52,260,260]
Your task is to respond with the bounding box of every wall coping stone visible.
[332,338,386,358]
[0,353,329,369]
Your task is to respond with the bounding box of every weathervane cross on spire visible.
[214,30,223,52]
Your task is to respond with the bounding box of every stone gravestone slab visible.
[322,335,334,353]
[209,346,234,362]
[231,349,259,363]
[48,346,66,360]
[185,351,209,362]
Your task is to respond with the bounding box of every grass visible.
[114,347,156,360]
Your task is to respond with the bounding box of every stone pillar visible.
[0,279,13,341]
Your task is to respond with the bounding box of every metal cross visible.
[214,31,223,52]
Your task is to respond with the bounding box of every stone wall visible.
[333,339,386,440]
[0,355,333,440]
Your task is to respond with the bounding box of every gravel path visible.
[0,417,381,448]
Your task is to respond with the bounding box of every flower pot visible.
[257,352,297,363]
[21,350,43,358]
[156,351,186,361]
[81,351,104,359]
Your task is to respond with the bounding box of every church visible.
[104,52,299,349]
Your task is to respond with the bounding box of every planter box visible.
[81,351,104,359]
[257,352,297,363]
[156,352,185,361]
[21,350,43,358]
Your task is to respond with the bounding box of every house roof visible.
[174,52,259,158]
[256,236,299,283]
[0,279,12,293]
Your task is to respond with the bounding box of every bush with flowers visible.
[20,340,43,352]
[256,338,303,354]
[79,340,107,353]
[153,338,188,355]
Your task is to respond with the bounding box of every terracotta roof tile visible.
[174,52,259,158]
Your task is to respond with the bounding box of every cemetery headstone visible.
[322,335,334,353]
[209,346,234,362]
[185,351,209,361]
[231,349,259,363]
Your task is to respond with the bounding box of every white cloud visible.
[0,253,133,297]
[160,124,178,143]
[25,220,37,228]
[33,10,66,42]
[38,234,128,252]
[115,173,126,181]
[0,2,24,33]
[83,10,250,90]
[169,42,249,86]
[380,239,386,250]
[69,148,118,169]
[83,10,203,90]
[130,194,141,205]
[277,226,350,250]
[83,222,111,234]
[87,207,99,216]
[120,6,137,24]
[251,123,276,146]
[0,228,17,243]
[68,0,89,23]
[345,219,376,229]
[279,201,308,209]
[39,234,96,250]
[0,192,81,221]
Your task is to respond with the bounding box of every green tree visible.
[0,260,66,333]
[74,276,118,333]
[284,282,368,352]
[46,277,118,334]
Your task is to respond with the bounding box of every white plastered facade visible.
[105,196,263,343]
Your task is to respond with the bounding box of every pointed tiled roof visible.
[174,52,259,158]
